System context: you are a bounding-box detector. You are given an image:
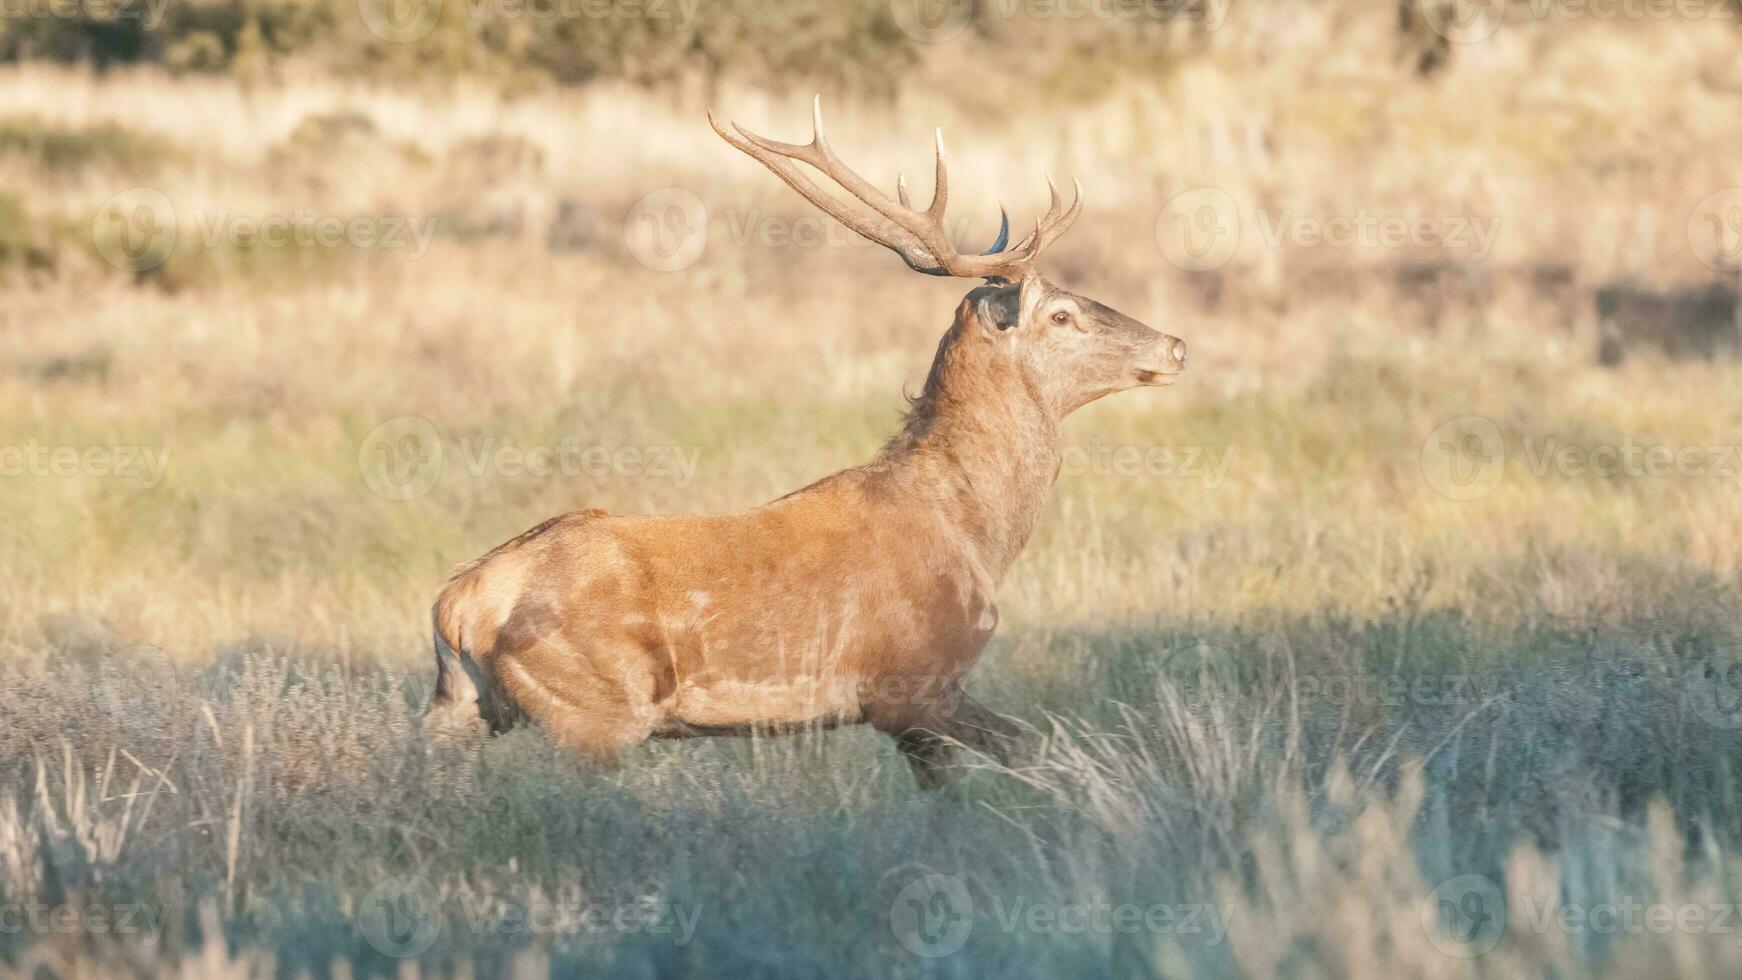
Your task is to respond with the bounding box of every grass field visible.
[4,4,1742,976]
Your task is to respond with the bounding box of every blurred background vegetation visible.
[0,0,1220,91]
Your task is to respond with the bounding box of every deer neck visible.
[876,327,1062,582]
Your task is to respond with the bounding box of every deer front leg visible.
[894,729,958,790]
[944,688,1024,764]
[877,683,1024,790]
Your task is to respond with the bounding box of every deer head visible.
[710,98,1187,418]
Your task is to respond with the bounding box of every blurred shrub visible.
[0,0,335,72]
[0,0,915,93]
[0,0,1232,96]
[0,115,169,172]
[0,192,51,269]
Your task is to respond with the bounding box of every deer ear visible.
[973,280,1025,335]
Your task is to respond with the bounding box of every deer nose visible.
[1170,338,1188,368]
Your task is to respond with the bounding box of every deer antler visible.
[709,96,1081,281]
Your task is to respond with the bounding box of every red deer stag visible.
[425,99,1188,787]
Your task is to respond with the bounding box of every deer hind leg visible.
[424,631,489,740]
[493,639,660,767]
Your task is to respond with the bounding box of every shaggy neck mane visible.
[866,319,1064,580]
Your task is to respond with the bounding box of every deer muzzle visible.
[1133,336,1188,385]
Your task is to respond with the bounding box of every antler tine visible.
[709,109,925,264]
[1010,176,1083,256]
[801,96,923,229]
[1040,174,1062,224]
[927,129,949,220]
[1033,177,1083,253]
[712,98,1081,279]
[728,98,943,247]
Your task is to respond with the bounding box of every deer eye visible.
[1051,311,1070,326]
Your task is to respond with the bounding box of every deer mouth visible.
[1133,367,1182,386]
